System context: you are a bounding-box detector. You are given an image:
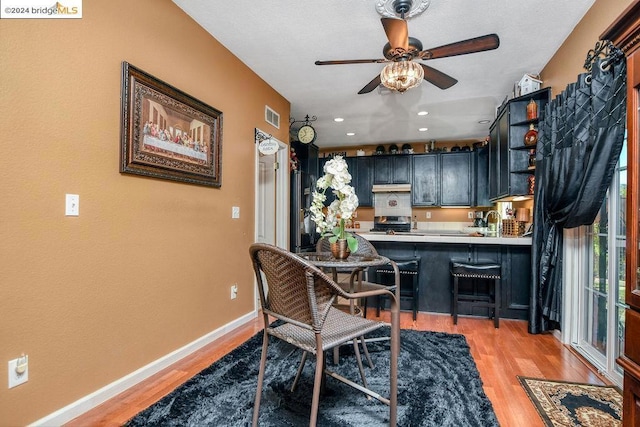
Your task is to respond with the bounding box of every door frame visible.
[254,129,288,307]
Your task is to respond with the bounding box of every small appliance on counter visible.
[473,211,486,227]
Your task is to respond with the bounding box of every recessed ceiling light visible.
[418,111,428,116]
[478,119,491,124]
[418,127,428,132]
[334,117,344,122]
[346,132,355,136]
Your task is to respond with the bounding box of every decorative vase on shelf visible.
[524,123,538,146]
[330,239,351,260]
[526,99,538,120]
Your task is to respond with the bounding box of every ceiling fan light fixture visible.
[380,61,424,93]
[376,0,430,19]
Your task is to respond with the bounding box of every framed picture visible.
[120,62,223,187]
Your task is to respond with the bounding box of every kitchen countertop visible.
[355,230,532,246]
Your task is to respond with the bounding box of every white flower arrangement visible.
[310,155,359,252]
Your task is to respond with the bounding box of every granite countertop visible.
[355,230,532,246]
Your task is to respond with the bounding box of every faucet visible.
[484,210,502,236]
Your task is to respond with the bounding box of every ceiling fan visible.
[315,5,500,94]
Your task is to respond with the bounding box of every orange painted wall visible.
[541,0,635,96]
[0,1,289,425]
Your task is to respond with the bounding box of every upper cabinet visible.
[412,154,439,206]
[488,88,550,200]
[319,156,374,207]
[316,150,476,208]
[373,155,411,184]
[473,144,491,207]
[412,152,472,206]
[440,152,472,206]
[354,156,374,207]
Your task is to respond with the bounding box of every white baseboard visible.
[30,310,258,427]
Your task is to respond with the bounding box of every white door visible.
[256,153,276,245]
[254,129,288,249]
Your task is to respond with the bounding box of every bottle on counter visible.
[413,215,418,230]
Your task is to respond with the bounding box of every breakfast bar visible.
[357,231,532,320]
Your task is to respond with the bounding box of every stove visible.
[370,216,411,233]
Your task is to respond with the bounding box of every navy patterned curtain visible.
[529,49,626,334]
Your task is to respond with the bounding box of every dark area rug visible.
[518,376,622,426]
[126,327,498,426]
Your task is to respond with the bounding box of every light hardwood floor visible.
[65,311,608,427]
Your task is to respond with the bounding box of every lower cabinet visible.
[370,241,531,320]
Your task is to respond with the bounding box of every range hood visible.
[371,184,411,193]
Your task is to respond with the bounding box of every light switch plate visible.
[232,206,240,219]
[65,194,79,216]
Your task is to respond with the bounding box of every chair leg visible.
[452,276,459,325]
[494,277,501,328]
[252,330,270,427]
[412,273,418,321]
[351,339,370,393]
[310,350,324,427]
[359,336,375,369]
[291,351,308,392]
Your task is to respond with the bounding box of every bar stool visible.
[450,260,501,328]
[370,256,420,320]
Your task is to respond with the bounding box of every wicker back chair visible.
[249,243,399,427]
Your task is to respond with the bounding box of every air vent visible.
[265,106,280,129]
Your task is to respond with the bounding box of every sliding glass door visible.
[575,139,626,387]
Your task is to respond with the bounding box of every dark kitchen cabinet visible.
[371,241,531,320]
[355,156,374,207]
[291,141,319,180]
[473,144,491,207]
[373,155,411,184]
[319,156,373,207]
[412,154,438,206]
[488,88,550,200]
[440,152,471,206]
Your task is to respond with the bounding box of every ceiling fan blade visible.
[358,74,382,94]
[315,59,388,65]
[419,34,500,60]
[381,18,409,51]
[420,64,458,89]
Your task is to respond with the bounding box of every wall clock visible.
[297,124,316,144]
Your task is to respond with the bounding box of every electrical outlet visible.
[468,212,474,219]
[230,284,238,300]
[8,355,28,388]
[232,206,240,219]
[426,212,431,219]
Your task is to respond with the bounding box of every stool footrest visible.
[376,269,418,275]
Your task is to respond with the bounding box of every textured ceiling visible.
[173,0,595,148]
